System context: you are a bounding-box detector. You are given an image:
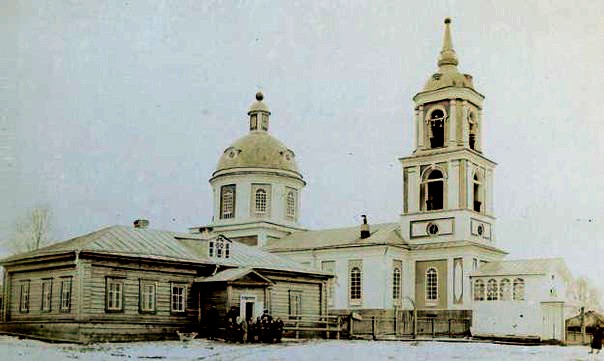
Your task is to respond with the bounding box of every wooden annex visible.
[0,223,330,343]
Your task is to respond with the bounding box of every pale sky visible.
[1,1,603,291]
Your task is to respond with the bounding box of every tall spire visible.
[437,17,459,68]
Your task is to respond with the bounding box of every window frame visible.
[285,188,297,221]
[170,282,187,314]
[220,184,236,219]
[473,279,485,301]
[486,279,499,301]
[139,279,157,314]
[499,278,512,301]
[105,277,125,313]
[392,267,402,301]
[60,276,73,313]
[425,267,439,303]
[41,278,53,312]
[19,280,30,313]
[349,266,362,305]
[209,236,231,259]
[288,290,303,319]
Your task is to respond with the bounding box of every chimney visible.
[360,215,370,239]
[133,219,149,229]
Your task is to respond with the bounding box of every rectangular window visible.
[106,278,124,312]
[220,185,236,219]
[19,280,30,313]
[139,280,156,313]
[321,260,336,307]
[288,290,302,319]
[41,278,53,312]
[60,277,73,312]
[171,283,186,313]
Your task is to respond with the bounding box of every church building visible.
[194,18,572,342]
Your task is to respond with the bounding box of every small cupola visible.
[360,215,370,239]
[248,91,271,132]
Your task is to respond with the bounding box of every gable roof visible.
[566,311,604,327]
[470,258,572,280]
[0,225,328,276]
[195,267,274,284]
[264,222,408,252]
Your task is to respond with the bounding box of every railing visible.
[280,314,344,339]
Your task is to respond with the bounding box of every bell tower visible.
[400,18,497,246]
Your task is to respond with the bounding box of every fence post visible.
[350,315,354,339]
[326,316,330,339]
[295,319,299,339]
[336,316,341,340]
[394,312,398,336]
[431,318,435,338]
[448,319,452,338]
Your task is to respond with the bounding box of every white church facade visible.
[191,18,572,342]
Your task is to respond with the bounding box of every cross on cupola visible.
[248,91,271,132]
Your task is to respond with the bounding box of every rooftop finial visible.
[438,17,459,68]
[248,91,270,132]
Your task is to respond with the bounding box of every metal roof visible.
[0,225,328,276]
[264,222,408,252]
[195,268,273,284]
[470,258,572,280]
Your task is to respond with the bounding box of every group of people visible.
[206,305,284,343]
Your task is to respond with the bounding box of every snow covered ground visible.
[0,335,599,361]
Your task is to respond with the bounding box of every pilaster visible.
[448,99,457,146]
[418,105,425,149]
[462,100,469,148]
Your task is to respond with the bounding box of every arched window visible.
[426,267,438,301]
[255,189,267,214]
[220,185,236,219]
[350,267,362,301]
[421,169,444,211]
[472,173,482,213]
[500,278,512,300]
[473,279,485,301]
[286,189,297,220]
[487,279,499,300]
[513,278,525,301]
[428,109,445,148]
[392,267,401,300]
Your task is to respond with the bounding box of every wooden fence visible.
[350,313,470,339]
[282,314,345,339]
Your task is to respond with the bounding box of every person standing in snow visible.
[590,325,603,355]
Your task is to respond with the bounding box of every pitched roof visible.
[195,268,273,284]
[470,258,572,280]
[264,222,408,252]
[0,225,327,276]
[566,311,604,327]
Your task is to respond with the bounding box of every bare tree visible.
[567,276,603,312]
[9,206,53,254]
